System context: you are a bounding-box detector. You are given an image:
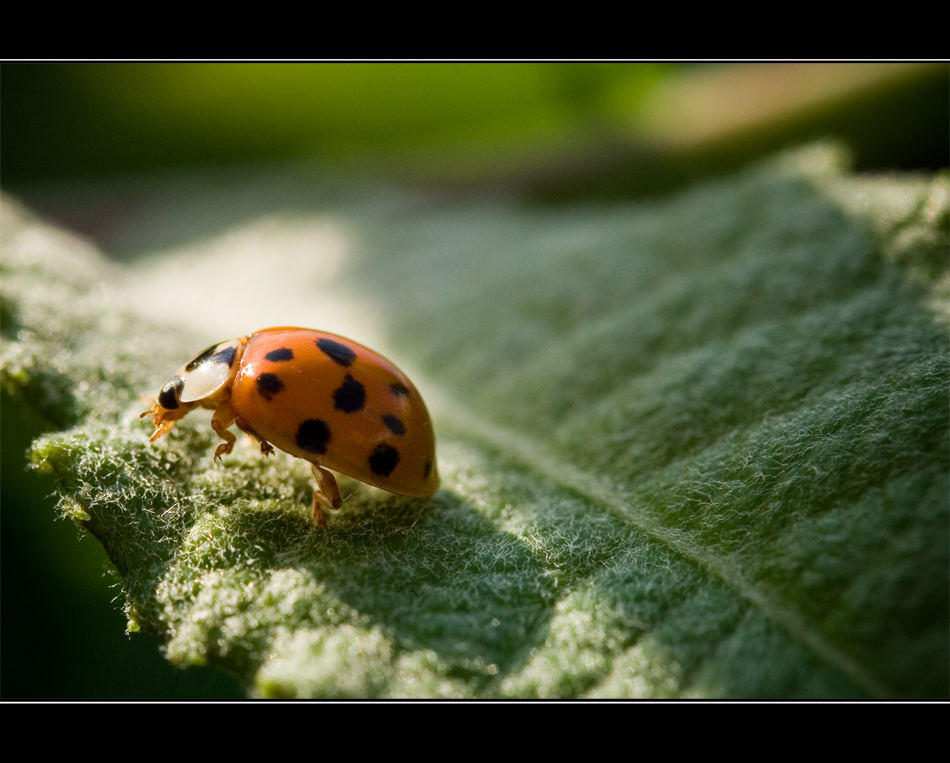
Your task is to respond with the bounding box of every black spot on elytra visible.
[213,345,236,367]
[256,373,284,400]
[296,419,331,454]
[317,338,356,367]
[389,382,410,398]
[369,443,400,476]
[158,376,184,409]
[185,344,217,371]
[265,347,294,362]
[382,414,406,436]
[423,461,432,479]
[333,374,366,413]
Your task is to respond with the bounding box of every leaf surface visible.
[3,144,947,697]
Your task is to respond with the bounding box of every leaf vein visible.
[431,386,894,698]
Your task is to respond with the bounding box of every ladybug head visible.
[142,338,245,442]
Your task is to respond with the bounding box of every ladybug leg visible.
[210,403,237,460]
[234,416,275,457]
[310,464,342,527]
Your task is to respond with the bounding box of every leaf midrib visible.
[430,380,895,698]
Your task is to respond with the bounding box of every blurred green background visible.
[2,62,948,699]
[4,63,947,194]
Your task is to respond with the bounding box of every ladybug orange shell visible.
[143,327,438,526]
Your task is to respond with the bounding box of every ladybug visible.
[143,327,438,526]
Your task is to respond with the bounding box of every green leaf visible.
[3,144,947,697]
